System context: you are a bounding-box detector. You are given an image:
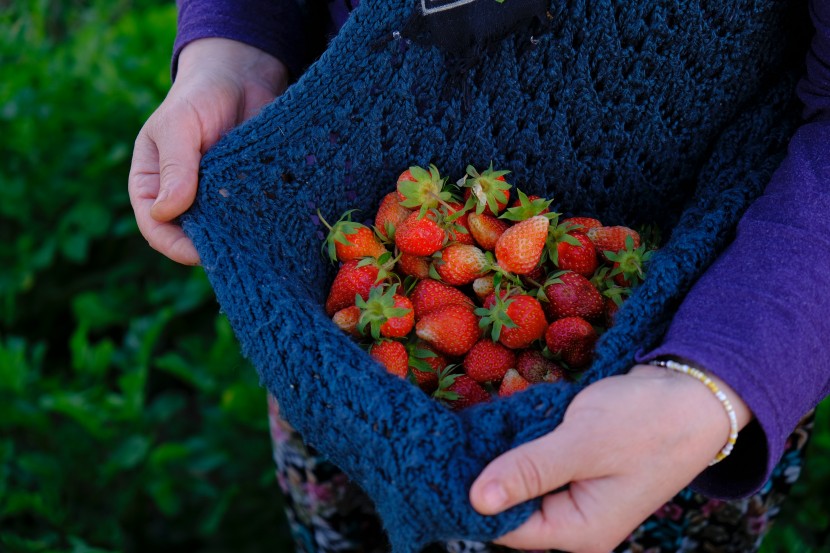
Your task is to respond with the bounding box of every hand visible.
[128,38,289,264]
[469,364,752,553]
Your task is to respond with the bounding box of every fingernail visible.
[154,188,169,206]
[482,481,507,510]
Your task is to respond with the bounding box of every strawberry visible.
[554,231,598,277]
[395,210,446,256]
[409,278,474,320]
[498,368,530,397]
[478,291,548,350]
[462,163,511,216]
[544,316,598,368]
[463,339,516,383]
[434,244,489,286]
[543,271,605,321]
[472,274,496,301]
[375,191,412,240]
[515,349,564,383]
[319,210,387,262]
[356,284,414,339]
[407,341,447,393]
[415,303,480,356]
[397,165,454,216]
[467,212,509,251]
[325,259,381,316]
[332,305,362,337]
[433,370,490,411]
[495,215,550,275]
[586,226,641,261]
[562,217,603,233]
[370,340,409,379]
[398,253,431,279]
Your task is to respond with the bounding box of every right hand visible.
[128,38,289,265]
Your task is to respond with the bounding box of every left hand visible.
[469,363,752,553]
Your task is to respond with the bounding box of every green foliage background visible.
[0,0,827,551]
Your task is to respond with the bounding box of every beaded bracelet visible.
[648,359,739,465]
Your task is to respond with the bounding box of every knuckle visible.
[512,451,546,498]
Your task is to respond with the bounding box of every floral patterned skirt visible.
[267,395,813,553]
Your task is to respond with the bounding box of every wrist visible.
[177,37,289,95]
[629,363,753,462]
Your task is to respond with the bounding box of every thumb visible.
[469,423,587,516]
[149,108,202,222]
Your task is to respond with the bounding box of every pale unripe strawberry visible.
[495,215,550,275]
[434,244,489,286]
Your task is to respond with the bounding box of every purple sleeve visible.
[639,0,830,498]
[172,0,307,79]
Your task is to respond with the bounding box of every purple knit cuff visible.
[172,0,307,80]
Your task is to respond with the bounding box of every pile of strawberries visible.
[321,164,655,410]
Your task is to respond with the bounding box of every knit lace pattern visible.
[181,0,807,550]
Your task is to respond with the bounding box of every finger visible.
[493,476,659,552]
[129,131,200,265]
[470,423,591,516]
[147,102,203,222]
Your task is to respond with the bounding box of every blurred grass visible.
[0,1,292,551]
[0,0,827,552]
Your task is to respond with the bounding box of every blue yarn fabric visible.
[181,0,809,550]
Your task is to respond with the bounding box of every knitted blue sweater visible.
[181,0,807,550]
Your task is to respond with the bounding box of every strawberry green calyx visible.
[602,284,632,308]
[355,283,413,340]
[463,163,512,215]
[398,164,454,217]
[356,251,398,284]
[500,189,554,222]
[432,364,463,402]
[475,278,518,342]
[545,216,582,266]
[606,235,654,287]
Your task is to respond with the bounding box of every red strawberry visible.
[434,372,490,411]
[332,305,362,337]
[606,236,653,287]
[375,191,412,240]
[479,291,548,350]
[325,259,381,316]
[410,279,474,320]
[544,317,598,368]
[434,244,489,286]
[356,285,414,339]
[462,164,511,216]
[555,232,598,277]
[562,217,603,233]
[495,215,550,275]
[370,340,409,379]
[395,211,446,256]
[605,296,620,327]
[320,210,387,262]
[467,212,510,251]
[463,339,516,383]
[586,226,641,260]
[398,253,431,279]
[415,303,480,356]
[498,368,530,397]
[543,271,605,321]
[515,349,564,383]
